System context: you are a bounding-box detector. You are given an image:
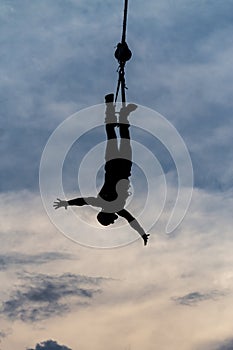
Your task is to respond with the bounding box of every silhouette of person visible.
[53,94,150,245]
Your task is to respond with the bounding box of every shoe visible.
[105,93,114,104]
[126,103,137,112]
[119,103,138,123]
[105,94,117,123]
[120,104,137,117]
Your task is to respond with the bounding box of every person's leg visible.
[118,104,137,161]
[113,105,137,200]
[105,94,119,162]
[119,124,132,162]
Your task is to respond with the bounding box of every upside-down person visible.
[53,94,150,246]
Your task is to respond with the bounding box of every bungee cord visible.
[114,0,132,106]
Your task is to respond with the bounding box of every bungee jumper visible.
[53,0,150,245]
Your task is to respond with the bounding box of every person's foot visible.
[125,103,138,113]
[142,233,150,246]
[119,104,138,123]
[105,93,114,104]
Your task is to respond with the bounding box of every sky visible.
[1,0,233,349]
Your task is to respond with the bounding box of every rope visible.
[122,0,128,44]
[114,0,131,107]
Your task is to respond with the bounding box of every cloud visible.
[172,290,225,306]
[215,340,233,350]
[0,330,6,338]
[0,187,233,349]
[1,273,106,322]
[1,0,233,348]
[0,252,73,271]
[198,338,233,350]
[27,339,72,350]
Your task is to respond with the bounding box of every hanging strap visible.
[115,63,127,105]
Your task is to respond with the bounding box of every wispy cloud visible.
[0,188,232,349]
[0,252,73,271]
[2,272,106,322]
[172,290,225,306]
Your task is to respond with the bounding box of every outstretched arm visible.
[117,209,150,246]
[53,197,98,210]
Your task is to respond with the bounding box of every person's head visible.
[97,211,118,226]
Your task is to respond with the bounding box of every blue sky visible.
[1,0,233,349]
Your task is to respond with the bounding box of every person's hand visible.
[142,233,150,246]
[53,198,68,210]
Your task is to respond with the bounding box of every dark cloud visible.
[27,339,72,350]
[0,252,73,271]
[215,340,233,350]
[1,273,107,322]
[199,338,233,350]
[0,330,6,338]
[172,290,224,306]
